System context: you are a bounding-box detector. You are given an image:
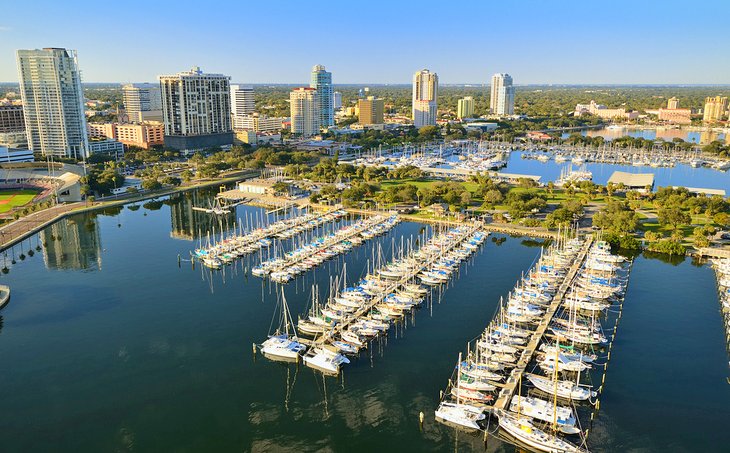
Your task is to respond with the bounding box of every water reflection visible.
[169,191,236,240]
[40,217,102,271]
[574,126,727,144]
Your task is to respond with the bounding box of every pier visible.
[253,214,398,282]
[493,236,593,410]
[310,222,483,348]
[193,208,346,267]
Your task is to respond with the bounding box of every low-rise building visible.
[234,114,287,133]
[87,122,164,149]
[463,122,498,133]
[88,139,124,157]
[575,100,638,120]
[238,179,274,194]
[0,146,34,163]
[115,123,164,149]
[658,108,692,124]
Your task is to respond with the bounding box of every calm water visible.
[560,127,726,144]
[0,191,728,452]
[502,151,730,193]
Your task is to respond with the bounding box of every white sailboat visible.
[435,353,487,431]
[260,291,307,361]
[496,409,589,453]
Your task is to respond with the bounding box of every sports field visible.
[0,189,39,213]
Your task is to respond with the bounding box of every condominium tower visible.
[158,66,233,151]
[230,85,255,129]
[457,96,475,119]
[310,65,334,128]
[290,87,319,136]
[333,92,343,110]
[16,48,89,158]
[703,96,728,122]
[412,69,438,127]
[358,97,385,125]
[122,83,162,122]
[490,73,515,116]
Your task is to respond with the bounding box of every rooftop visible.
[607,171,655,188]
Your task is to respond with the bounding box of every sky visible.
[1,0,729,85]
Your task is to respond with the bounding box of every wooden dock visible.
[310,222,484,348]
[492,236,594,410]
[259,214,392,279]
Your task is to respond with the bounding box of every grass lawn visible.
[0,189,38,213]
[379,178,480,193]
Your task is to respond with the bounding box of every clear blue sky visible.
[2,0,728,85]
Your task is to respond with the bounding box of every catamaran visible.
[260,291,307,361]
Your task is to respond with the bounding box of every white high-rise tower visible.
[230,85,255,129]
[290,88,320,136]
[490,73,515,116]
[16,48,89,158]
[412,69,438,127]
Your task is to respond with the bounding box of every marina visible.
[711,257,730,370]
[435,233,633,452]
[0,191,728,452]
[258,222,487,375]
[251,213,399,283]
[191,208,346,269]
[352,141,730,193]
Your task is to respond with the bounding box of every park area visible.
[0,189,38,213]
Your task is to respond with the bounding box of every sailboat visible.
[435,353,487,431]
[496,409,589,453]
[260,290,307,361]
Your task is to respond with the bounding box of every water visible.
[502,151,730,193]
[560,126,726,144]
[0,191,728,452]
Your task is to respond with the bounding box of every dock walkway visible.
[492,235,594,410]
[311,222,483,347]
[257,214,394,280]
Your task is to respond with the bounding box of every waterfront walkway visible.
[0,202,84,252]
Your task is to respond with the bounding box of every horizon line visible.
[2,81,730,87]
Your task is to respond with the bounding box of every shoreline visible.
[0,170,259,253]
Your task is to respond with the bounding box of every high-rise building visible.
[310,65,333,128]
[667,97,679,109]
[358,97,384,125]
[290,87,319,136]
[703,96,728,122]
[122,83,162,122]
[230,85,255,129]
[457,96,475,119]
[16,48,89,158]
[412,69,438,127]
[490,73,515,116]
[333,92,343,110]
[158,66,233,151]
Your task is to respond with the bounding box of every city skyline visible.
[1,0,729,85]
